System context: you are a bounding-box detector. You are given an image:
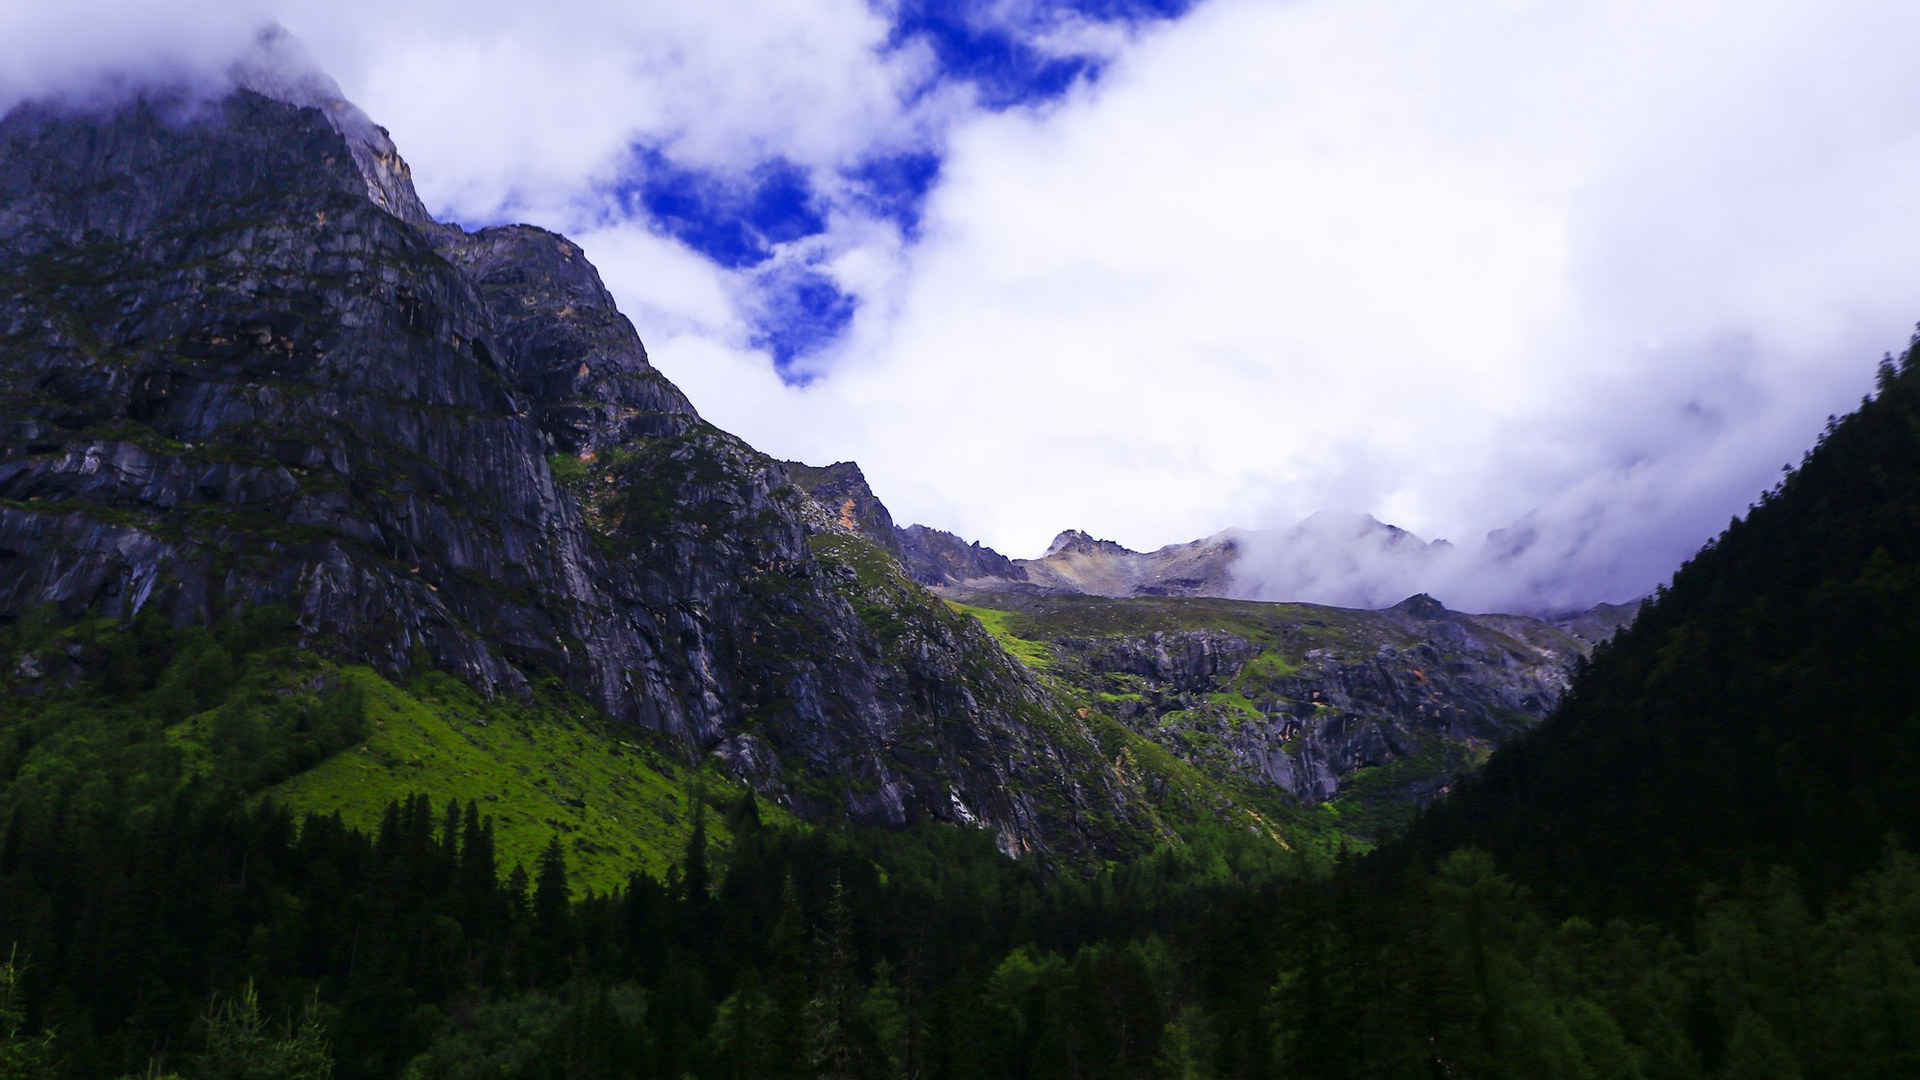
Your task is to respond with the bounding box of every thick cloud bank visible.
[6,1,1916,611]
[744,0,1920,612]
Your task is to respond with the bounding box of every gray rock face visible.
[1015,529,1242,597]
[783,460,901,554]
[227,26,439,230]
[1546,599,1645,647]
[1043,529,1135,559]
[942,589,1583,819]
[0,85,1141,856]
[777,461,1031,589]
[776,461,1029,589]
[894,523,1029,586]
[895,510,1644,637]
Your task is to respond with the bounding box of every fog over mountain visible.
[907,510,1648,615]
[1226,511,1650,615]
[7,1,1916,613]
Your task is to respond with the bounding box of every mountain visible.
[785,452,1599,830]
[878,498,1638,624]
[894,522,1030,586]
[0,36,1636,869]
[937,586,1587,837]
[1544,597,1646,647]
[0,52,1218,859]
[1402,347,1920,923]
[4,38,1917,1080]
[1015,528,1242,597]
[781,460,902,557]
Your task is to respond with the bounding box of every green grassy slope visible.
[940,596,1370,860]
[256,668,781,894]
[944,591,1377,645]
[1,611,782,897]
[942,590,1568,854]
[809,530,1318,863]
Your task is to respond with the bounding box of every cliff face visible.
[0,84,1145,856]
[1015,528,1242,597]
[936,588,1584,829]
[895,524,1029,586]
[783,460,902,555]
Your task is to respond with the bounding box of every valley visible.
[0,45,1915,1080]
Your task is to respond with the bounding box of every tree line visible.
[3,339,1919,1077]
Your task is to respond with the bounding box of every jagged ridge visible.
[785,457,1602,829]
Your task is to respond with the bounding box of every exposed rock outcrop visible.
[1016,528,1242,597]
[783,460,901,555]
[940,589,1584,824]
[894,523,1029,586]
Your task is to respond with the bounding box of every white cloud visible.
[0,0,940,223]
[757,0,1920,611]
[569,220,749,345]
[282,0,937,224]
[8,0,1918,611]
[0,2,270,109]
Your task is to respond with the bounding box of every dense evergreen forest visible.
[3,341,1918,1077]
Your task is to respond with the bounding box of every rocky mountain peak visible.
[893,524,1029,586]
[782,459,900,554]
[1388,592,1450,619]
[0,66,1151,857]
[1045,529,1136,557]
[228,25,436,229]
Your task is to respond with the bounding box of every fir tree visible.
[535,839,571,944]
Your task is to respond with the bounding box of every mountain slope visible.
[873,497,1639,626]
[0,67,1210,858]
[1404,347,1920,922]
[941,587,1586,838]
[1013,528,1243,597]
[787,461,1608,832]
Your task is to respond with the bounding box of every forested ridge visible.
[1401,340,1920,923]
[3,343,1919,1077]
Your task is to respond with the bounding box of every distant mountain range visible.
[784,461,1641,641]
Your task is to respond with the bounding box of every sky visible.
[4,0,1917,611]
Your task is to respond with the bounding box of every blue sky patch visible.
[745,159,826,245]
[887,0,1194,109]
[752,265,857,378]
[1058,0,1194,20]
[845,150,941,236]
[889,3,1092,110]
[626,148,826,270]
[612,0,1193,376]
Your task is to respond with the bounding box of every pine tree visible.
[766,872,811,1074]
[1722,1011,1803,1080]
[506,864,531,921]
[681,794,710,906]
[861,959,910,1080]
[439,799,462,865]
[709,968,775,1080]
[807,873,858,1080]
[1154,1005,1216,1080]
[535,839,570,941]
[725,789,762,838]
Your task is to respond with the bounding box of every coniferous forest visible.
[2,343,1917,1077]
